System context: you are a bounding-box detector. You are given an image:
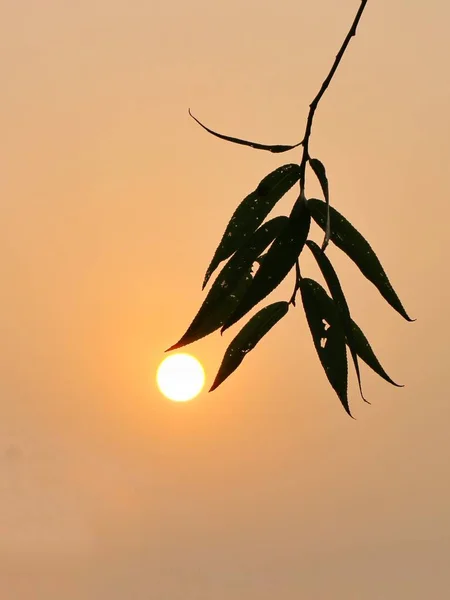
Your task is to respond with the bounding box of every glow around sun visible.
[157,353,205,402]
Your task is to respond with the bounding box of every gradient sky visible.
[2,1,450,598]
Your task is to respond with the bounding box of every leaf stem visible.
[289,259,302,306]
[299,0,370,188]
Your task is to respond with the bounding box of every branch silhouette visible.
[167,0,413,417]
[299,0,370,172]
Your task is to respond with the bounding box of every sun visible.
[157,353,205,402]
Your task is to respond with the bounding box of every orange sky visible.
[1,0,450,598]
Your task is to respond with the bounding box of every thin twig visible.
[289,259,302,306]
[299,0,370,187]
[289,0,370,304]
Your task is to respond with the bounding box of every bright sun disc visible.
[157,353,205,402]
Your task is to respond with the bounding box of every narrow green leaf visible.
[210,301,289,391]
[350,320,402,387]
[203,164,301,288]
[166,217,287,350]
[222,197,311,331]
[189,109,302,153]
[306,240,366,403]
[309,158,330,251]
[308,199,413,321]
[300,278,351,417]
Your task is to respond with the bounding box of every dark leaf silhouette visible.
[301,275,401,388]
[254,252,268,266]
[166,1,410,410]
[189,110,302,153]
[167,217,288,350]
[350,320,402,387]
[222,197,311,331]
[308,199,413,321]
[309,158,330,250]
[210,301,289,391]
[306,240,366,402]
[166,270,252,351]
[203,164,301,288]
[300,278,351,416]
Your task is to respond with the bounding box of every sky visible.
[1,0,450,598]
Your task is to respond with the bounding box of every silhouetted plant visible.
[167,0,413,416]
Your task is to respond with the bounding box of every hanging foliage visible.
[166,0,413,416]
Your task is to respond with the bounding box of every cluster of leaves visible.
[166,0,412,416]
[167,114,412,415]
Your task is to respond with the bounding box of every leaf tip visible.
[356,379,369,404]
[341,400,355,419]
[209,380,219,392]
[391,380,404,388]
[342,401,355,419]
[165,336,189,352]
[165,342,180,352]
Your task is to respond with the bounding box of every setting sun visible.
[157,353,205,402]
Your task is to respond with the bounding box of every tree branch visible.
[299,0,370,186]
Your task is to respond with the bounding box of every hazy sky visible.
[1,0,450,598]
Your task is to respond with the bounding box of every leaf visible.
[306,240,366,402]
[309,158,330,251]
[166,270,252,351]
[300,278,351,416]
[222,196,311,331]
[308,199,413,321]
[300,275,401,389]
[254,252,268,266]
[349,320,402,387]
[166,217,288,350]
[203,164,301,288]
[210,301,289,391]
[189,109,302,153]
